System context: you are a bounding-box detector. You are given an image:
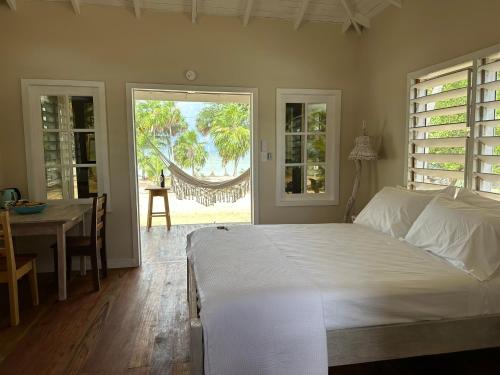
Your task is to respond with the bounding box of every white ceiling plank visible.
[192,0,197,23]
[243,0,254,26]
[132,0,141,19]
[340,0,361,34]
[6,0,16,11]
[294,0,311,30]
[353,12,370,28]
[341,18,352,33]
[384,0,402,8]
[70,0,80,15]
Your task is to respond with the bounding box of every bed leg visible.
[191,319,203,375]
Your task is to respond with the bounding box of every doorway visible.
[127,84,258,265]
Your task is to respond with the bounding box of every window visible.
[407,47,500,200]
[22,80,110,205]
[276,89,341,206]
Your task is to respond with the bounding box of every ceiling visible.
[4,0,402,33]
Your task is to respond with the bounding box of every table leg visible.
[80,215,87,276]
[56,224,67,301]
[164,194,171,231]
[147,192,153,232]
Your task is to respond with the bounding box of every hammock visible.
[144,134,250,206]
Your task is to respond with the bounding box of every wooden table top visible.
[9,203,92,225]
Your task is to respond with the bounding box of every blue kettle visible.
[0,188,21,209]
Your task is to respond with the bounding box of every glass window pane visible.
[286,103,304,133]
[285,135,303,163]
[73,132,96,164]
[43,132,72,166]
[45,167,63,200]
[40,96,65,130]
[285,166,303,194]
[307,103,327,132]
[307,165,325,194]
[43,132,60,166]
[307,135,326,163]
[73,167,98,199]
[70,96,95,129]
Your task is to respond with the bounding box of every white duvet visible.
[187,223,500,373]
[260,223,500,329]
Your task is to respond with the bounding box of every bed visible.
[187,223,500,375]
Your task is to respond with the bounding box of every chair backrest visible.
[90,194,107,247]
[0,211,17,276]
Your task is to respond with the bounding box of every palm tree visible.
[135,100,188,157]
[135,100,188,180]
[173,130,208,176]
[197,103,250,176]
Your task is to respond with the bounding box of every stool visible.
[146,187,171,231]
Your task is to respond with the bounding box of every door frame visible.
[126,83,259,267]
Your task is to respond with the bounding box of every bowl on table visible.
[11,201,48,215]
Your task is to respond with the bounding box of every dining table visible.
[9,203,92,301]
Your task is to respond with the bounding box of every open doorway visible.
[128,85,258,265]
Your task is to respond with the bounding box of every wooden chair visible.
[52,195,107,292]
[0,211,39,326]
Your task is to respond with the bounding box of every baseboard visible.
[37,257,138,273]
[108,258,138,269]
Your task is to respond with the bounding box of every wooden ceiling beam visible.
[294,0,311,30]
[243,0,254,26]
[340,0,361,35]
[132,0,141,19]
[70,0,80,15]
[353,12,370,28]
[384,0,402,8]
[192,0,197,23]
[6,0,16,11]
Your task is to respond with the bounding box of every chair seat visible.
[0,254,37,272]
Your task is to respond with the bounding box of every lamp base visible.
[344,159,362,223]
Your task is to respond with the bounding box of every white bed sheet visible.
[259,223,500,330]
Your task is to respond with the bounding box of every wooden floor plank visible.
[0,224,499,374]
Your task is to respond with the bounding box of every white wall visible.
[359,0,500,190]
[0,2,364,270]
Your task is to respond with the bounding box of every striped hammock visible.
[145,135,250,206]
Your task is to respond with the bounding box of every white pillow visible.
[456,188,500,210]
[354,187,435,238]
[405,194,500,281]
[397,185,457,197]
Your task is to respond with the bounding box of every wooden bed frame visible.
[187,259,500,374]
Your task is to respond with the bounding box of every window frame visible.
[405,42,500,200]
[21,79,111,208]
[275,88,341,206]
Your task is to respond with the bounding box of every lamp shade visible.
[348,135,378,161]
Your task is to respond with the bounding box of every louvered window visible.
[474,52,500,199]
[407,48,500,200]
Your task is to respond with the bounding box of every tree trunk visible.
[233,158,239,176]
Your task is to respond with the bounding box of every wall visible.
[360,0,500,190]
[0,2,364,269]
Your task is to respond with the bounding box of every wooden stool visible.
[146,187,171,231]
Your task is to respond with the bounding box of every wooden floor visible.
[0,224,499,375]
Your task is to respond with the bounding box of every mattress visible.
[259,223,500,330]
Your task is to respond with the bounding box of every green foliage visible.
[135,101,188,180]
[197,103,250,176]
[425,80,468,173]
[173,130,208,176]
[428,80,468,126]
